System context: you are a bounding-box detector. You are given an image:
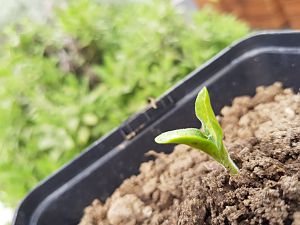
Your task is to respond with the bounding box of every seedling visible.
[155,87,239,175]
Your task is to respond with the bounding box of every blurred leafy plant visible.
[0,0,249,206]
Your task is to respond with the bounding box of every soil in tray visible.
[79,82,300,225]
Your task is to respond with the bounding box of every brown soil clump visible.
[79,82,300,225]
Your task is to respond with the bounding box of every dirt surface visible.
[79,82,300,225]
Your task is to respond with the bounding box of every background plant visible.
[0,0,249,206]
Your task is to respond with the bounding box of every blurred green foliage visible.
[0,0,249,206]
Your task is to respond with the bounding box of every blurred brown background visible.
[195,0,300,29]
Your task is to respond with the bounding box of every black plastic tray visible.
[13,31,300,225]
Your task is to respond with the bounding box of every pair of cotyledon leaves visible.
[155,87,238,174]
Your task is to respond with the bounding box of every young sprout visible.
[155,87,239,175]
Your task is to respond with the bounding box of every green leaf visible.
[77,126,90,145]
[82,113,98,126]
[155,87,239,175]
[195,87,223,149]
[155,128,219,159]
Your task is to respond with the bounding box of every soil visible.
[79,82,300,225]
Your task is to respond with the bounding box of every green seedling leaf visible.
[195,87,223,149]
[155,128,219,159]
[155,87,239,175]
